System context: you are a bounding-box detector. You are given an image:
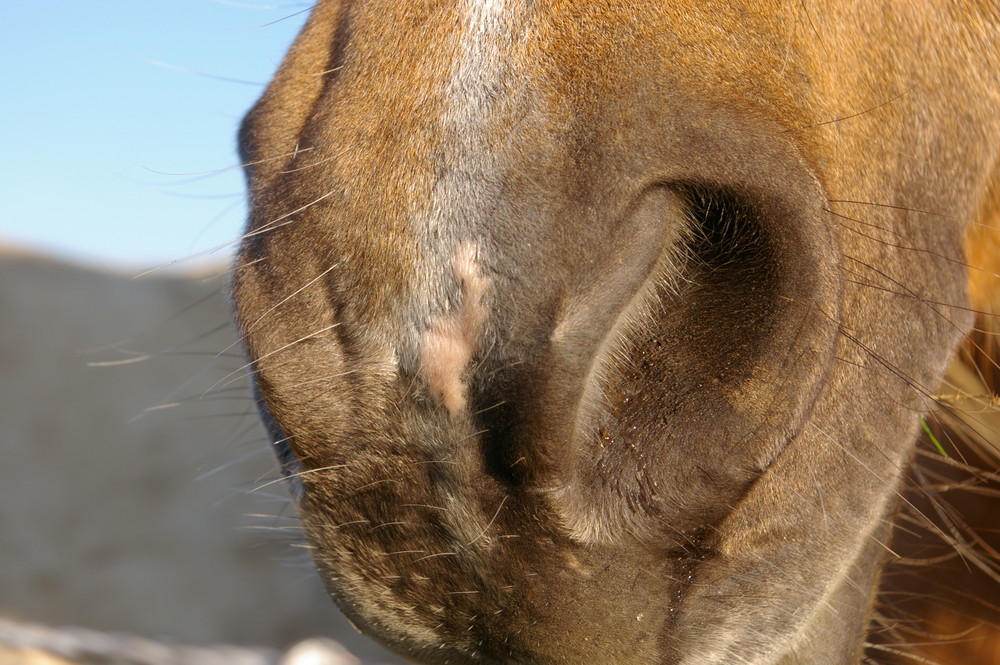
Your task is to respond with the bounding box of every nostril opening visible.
[683,185,772,275]
[667,183,792,381]
[468,181,828,494]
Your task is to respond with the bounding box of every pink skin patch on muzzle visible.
[418,242,490,416]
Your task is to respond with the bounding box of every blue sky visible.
[2,1,311,269]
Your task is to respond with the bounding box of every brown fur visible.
[232,2,1000,664]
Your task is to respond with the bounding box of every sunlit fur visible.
[232,2,1000,664]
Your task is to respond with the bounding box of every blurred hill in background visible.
[0,248,402,663]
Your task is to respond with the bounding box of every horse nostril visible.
[671,183,801,386]
[470,171,841,532]
[685,185,770,274]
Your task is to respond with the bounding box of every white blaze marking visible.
[473,0,505,19]
[451,0,511,131]
[412,0,519,240]
[470,0,507,33]
[419,243,490,415]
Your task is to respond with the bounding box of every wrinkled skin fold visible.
[232,2,1000,664]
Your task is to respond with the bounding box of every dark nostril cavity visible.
[672,183,786,377]
[684,185,770,273]
[466,168,839,524]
